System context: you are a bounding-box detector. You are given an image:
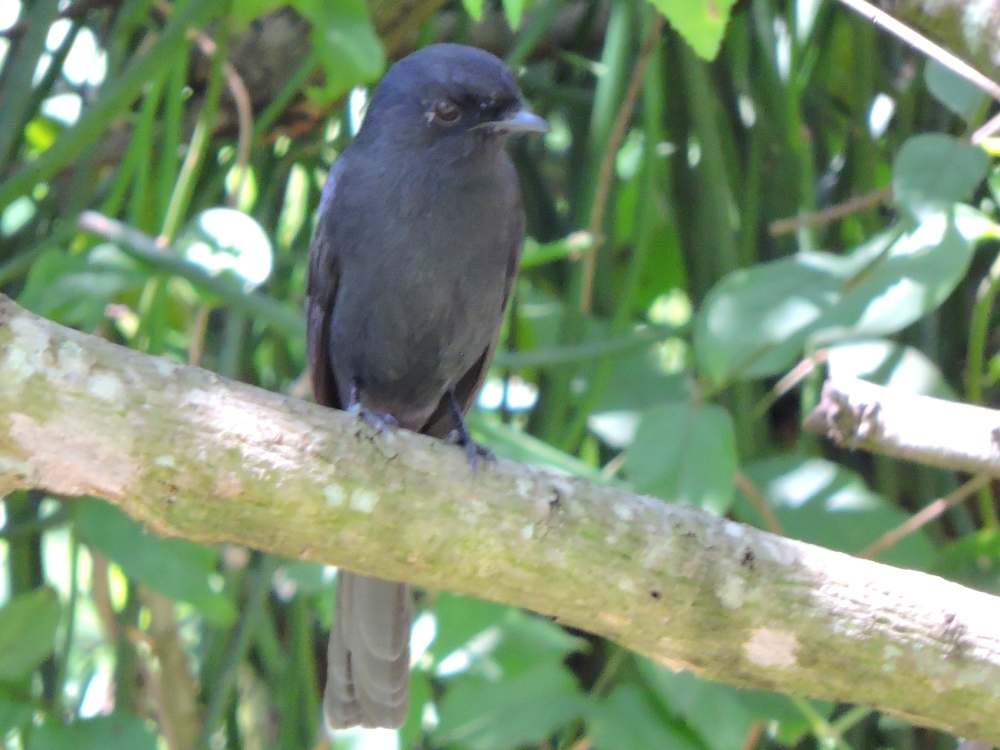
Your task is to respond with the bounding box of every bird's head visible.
[357,43,549,154]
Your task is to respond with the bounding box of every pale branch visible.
[804,377,1000,476]
[2,295,1000,742]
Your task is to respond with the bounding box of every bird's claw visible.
[347,405,399,459]
[447,430,496,472]
[347,403,398,435]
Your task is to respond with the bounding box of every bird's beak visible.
[493,106,550,134]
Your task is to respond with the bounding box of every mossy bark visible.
[2,295,1000,742]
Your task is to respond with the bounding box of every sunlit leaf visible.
[0,196,36,236]
[626,401,736,513]
[502,0,525,29]
[734,455,934,568]
[434,662,588,750]
[646,0,738,60]
[694,208,997,384]
[431,593,585,679]
[893,134,989,220]
[638,658,823,748]
[924,62,987,124]
[23,117,61,155]
[461,0,485,21]
[826,339,956,400]
[520,232,592,269]
[178,208,274,292]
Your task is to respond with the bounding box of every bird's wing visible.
[307,158,347,410]
[422,197,524,439]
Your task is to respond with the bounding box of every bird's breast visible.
[328,162,518,421]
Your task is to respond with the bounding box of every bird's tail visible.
[324,571,412,730]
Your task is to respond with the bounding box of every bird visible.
[305,43,548,731]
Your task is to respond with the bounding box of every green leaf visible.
[0,697,32,736]
[298,0,385,105]
[826,339,957,400]
[520,233,593,269]
[23,117,62,156]
[178,208,274,292]
[645,1,738,60]
[637,661,755,750]
[626,401,736,513]
[589,685,702,750]
[734,455,934,568]
[502,0,526,29]
[17,247,146,332]
[637,658,820,748]
[433,662,588,750]
[733,689,818,745]
[230,0,285,28]
[430,593,510,665]
[924,61,987,124]
[431,593,585,679]
[0,588,60,681]
[468,411,607,482]
[29,714,157,750]
[399,669,431,748]
[694,208,995,384]
[76,499,236,625]
[462,0,485,21]
[273,559,331,594]
[490,608,588,677]
[893,134,989,220]
[935,529,1000,593]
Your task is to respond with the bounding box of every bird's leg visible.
[347,379,398,434]
[446,389,495,471]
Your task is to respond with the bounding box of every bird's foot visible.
[445,389,495,472]
[347,403,399,459]
[348,403,398,434]
[447,430,496,472]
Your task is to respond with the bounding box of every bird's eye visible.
[433,100,461,124]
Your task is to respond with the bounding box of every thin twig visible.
[860,474,993,559]
[752,351,828,421]
[740,723,763,750]
[580,12,664,313]
[768,188,892,236]
[187,303,210,368]
[185,28,254,207]
[973,111,1000,144]
[78,210,305,338]
[601,451,627,480]
[834,0,1000,102]
[735,470,784,535]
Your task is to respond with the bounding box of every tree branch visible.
[804,377,1000,476]
[2,296,1000,742]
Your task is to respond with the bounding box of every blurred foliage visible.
[0,0,999,748]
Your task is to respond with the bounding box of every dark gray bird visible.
[306,43,548,730]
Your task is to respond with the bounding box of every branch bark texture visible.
[804,377,1000,476]
[2,296,1000,742]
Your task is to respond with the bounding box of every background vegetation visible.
[0,0,997,748]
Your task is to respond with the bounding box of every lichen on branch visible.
[2,294,1000,743]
